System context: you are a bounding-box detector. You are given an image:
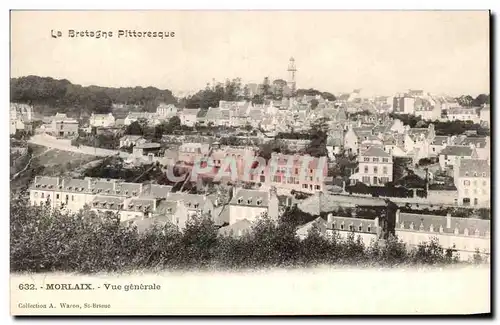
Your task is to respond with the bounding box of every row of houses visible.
[295,209,490,262]
[28,176,281,231]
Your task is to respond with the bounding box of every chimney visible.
[231,186,237,199]
[351,208,357,218]
[34,176,40,184]
[446,213,451,229]
[395,209,400,224]
[327,213,334,223]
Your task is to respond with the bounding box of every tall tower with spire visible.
[287,57,297,97]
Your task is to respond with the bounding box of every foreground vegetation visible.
[11,196,487,274]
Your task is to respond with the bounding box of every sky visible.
[11,11,490,97]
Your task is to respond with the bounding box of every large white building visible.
[156,103,178,119]
[228,187,279,225]
[447,107,480,124]
[28,176,217,230]
[350,146,393,186]
[89,113,115,128]
[10,103,33,135]
[454,159,490,207]
[395,210,490,261]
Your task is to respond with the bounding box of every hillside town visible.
[10,58,491,266]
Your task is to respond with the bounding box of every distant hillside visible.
[10,76,178,116]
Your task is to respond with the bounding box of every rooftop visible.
[397,212,490,237]
[230,189,270,208]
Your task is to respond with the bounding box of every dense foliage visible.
[389,113,489,136]
[10,76,177,116]
[11,195,476,274]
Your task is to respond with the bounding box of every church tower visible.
[287,57,297,97]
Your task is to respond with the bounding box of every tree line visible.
[10,76,177,116]
[180,77,337,109]
[455,94,490,107]
[10,196,486,274]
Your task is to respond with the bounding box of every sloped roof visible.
[459,137,488,149]
[230,189,269,208]
[440,145,474,157]
[218,219,253,237]
[360,146,391,158]
[296,217,328,236]
[398,213,490,237]
[326,216,378,234]
[458,159,490,178]
[432,136,449,145]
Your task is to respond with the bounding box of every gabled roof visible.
[230,189,269,208]
[218,219,253,237]
[166,193,208,208]
[296,217,328,236]
[360,146,391,158]
[180,108,200,116]
[459,137,488,149]
[326,216,378,234]
[458,159,490,178]
[432,136,448,145]
[398,213,490,237]
[440,145,474,157]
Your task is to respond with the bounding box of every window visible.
[358,225,362,231]
[382,158,389,162]
[464,180,470,186]
[302,184,308,189]
[373,158,379,163]
[383,166,388,175]
[56,194,60,200]
[41,193,45,199]
[373,166,378,174]
[340,224,344,230]
[349,225,353,231]
[364,157,370,162]
[34,192,38,198]
[367,226,371,232]
[72,195,74,201]
[315,185,320,190]
[364,166,369,173]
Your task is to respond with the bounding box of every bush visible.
[10,196,470,274]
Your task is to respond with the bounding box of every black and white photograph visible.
[9,10,491,315]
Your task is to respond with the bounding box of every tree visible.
[310,98,319,110]
[472,94,490,107]
[260,77,271,97]
[322,92,336,102]
[273,79,287,99]
[305,119,328,157]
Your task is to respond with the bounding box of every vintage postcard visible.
[9,10,491,316]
